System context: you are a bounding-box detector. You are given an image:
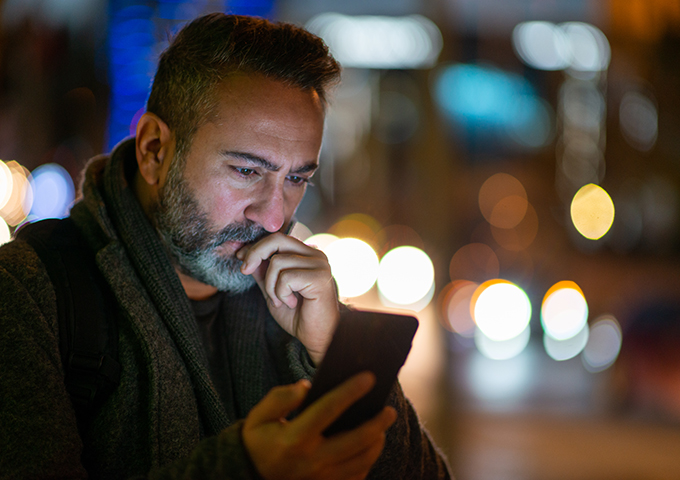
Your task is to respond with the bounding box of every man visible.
[0,13,451,479]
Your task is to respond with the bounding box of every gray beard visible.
[151,160,268,294]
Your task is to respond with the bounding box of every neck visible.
[177,270,219,300]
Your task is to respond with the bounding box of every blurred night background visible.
[2,0,680,478]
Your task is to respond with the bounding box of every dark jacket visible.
[0,139,451,479]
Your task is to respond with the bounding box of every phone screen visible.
[298,309,419,436]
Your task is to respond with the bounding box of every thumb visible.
[246,379,311,426]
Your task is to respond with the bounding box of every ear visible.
[135,112,174,186]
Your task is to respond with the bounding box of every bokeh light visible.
[0,161,33,226]
[0,161,12,210]
[0,216,10,246]
[29,164,75,221]
[440,280,479,337]
[475,324,531,360]
[449,243,500,283]
[541,280,589,341]
[323,237,379,298]
[307,13,442,69]
[543,323,589,361]
[570,183,615,240]
[561,22,611,72]
[619,90,658,152]
[377,246,434,306]
[478,173,528,229]
[582,315,622,373]
[471,279,532,342]
[328,213,381,247]
[304,233,338,251]
[513,21,610,73]
[512,21,569,71]
[434,64,552,151]
[491,202,539,251]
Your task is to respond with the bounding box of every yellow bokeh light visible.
[471,279,532,342]
[377,246,434,306]
[570,183,615,240]
[324,237,379,298]
[541,280,588,341]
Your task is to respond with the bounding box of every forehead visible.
[204,73,325,154]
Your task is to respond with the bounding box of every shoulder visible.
[0,234,58,334]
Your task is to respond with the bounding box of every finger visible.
[292,371,376,437]
[245,379,311,427]
[321,406,397,462]
[326,435,386,480]
[239,233,325,276]
[265,255,330,309]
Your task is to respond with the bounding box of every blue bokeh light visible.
[433,63,552,151]
[29,164,76,221]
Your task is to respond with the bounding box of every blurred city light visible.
[29,163,75,221]
[328,213,381,247]
[570,183,615,240]
[512,21,570,71]
[561,22,611,73]
[0,216,10,246]
[513,21,610,73]
[377,246,435,306]
[491,202,539,252]
[304,233,338,251]
[449,243,500,283]
[471,279,532,342]
[0,161,33,226]
[619,90,658,152]
[441,280,479,337]
[478,173,528,229]
[582,315,622,373]
[324,237,379,298]
[475,324,531,360]
[433,63,553,149]
[541,280,589,341]
[0,161,13,210]
[543,323,589,361]
[306,13,442,69]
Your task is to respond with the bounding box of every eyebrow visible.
[221,150,319,175]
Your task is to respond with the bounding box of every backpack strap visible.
[16,217,120,417]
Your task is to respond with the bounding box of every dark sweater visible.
[0,139,451,479]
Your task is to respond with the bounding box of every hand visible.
[242,372,398,480]
[237,233,339,364]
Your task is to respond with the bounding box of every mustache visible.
[210,221,269,248]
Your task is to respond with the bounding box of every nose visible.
[244,183,286,233]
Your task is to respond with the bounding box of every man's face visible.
[152,73,325,292]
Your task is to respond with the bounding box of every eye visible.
[233,167,257,177]
[287,175,311,186]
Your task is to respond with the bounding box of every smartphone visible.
[298,309,419,436]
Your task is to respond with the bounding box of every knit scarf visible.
[99,139,231,436]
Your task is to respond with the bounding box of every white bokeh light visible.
[473,280,532,342]
[582,315,622,373]
[475,325,531,360]
[512,21,569,71]
[543,323,589,361]
[323,237,379,298]
[541,282,589,341]
[304,233,338,251]
[377,246,435,306]
[0,216,10,246]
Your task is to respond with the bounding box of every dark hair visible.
[147,13,341,161]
